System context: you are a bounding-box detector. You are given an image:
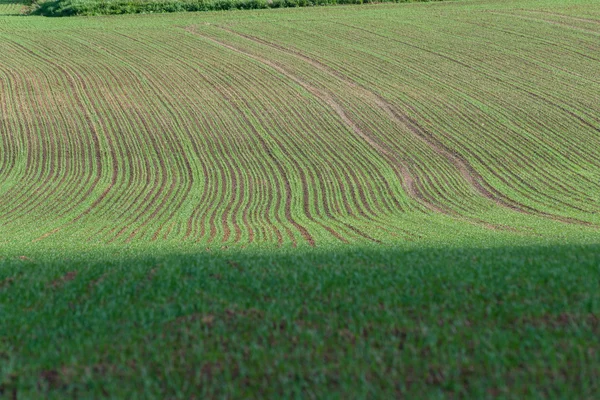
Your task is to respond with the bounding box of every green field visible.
[1,0,600,397]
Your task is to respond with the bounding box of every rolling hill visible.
[1,0,599,397]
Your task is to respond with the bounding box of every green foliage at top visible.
[31,0,438,17]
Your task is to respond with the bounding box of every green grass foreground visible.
[1,240,599,398]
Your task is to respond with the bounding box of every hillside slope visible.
[1,0,599,248]
[2,1,600,397]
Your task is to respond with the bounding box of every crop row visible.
[223,10,600,225]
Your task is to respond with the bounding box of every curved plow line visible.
[0,77,15,185]
[131,31,271,245]
[230,28,418,216]
[306,100,406,220]
[170,96,224,243]
[160,221,176,241]
[236,95,372,243]
[0,63,23,187]
[189,27,425,208]
[197,66,298,246]
[252,39,482,225]
[189,113,254,244]
[34,33,192,242]
[0,64,41,215]
[365,19,600,176]
[213,28,414,218]
[96,55,194,242]
[310,25,600,222]
[207,98,269,245]
[335,97,486,216]
[415,23,600,177]
[487,11,600,36]
[201,94,255,245]
[406,81,596,209]
[0,38,105,227]
[21,37,121,223]
[152,129,230,241]
[213,25,499,217]
[38,33,171,241]
[211,27,531,230]
[188,29,407,243]
[35,37,122,223]
[117,70,199,242]
[520,10,600,26]
[36,61,147,239]
[236,78,372,242]
[408,93,598,224]
[208,71,317,246]
[220,75,316,245]
[0,48,55,220]
[120,29,386,244]
[184,30,378,244]
[191,61,284,245]
[322,19,592,202]
[78,33,186,230]
[213,25,576,227]
[210,81,303,245]
[117,80,194,243]
[433,97,600,213]
[265,87,403,227]
[241,111,355,243]
[400,83,595,213]
[197,35,408,228]
[3,36,123,239]
[224,66,386,242]
[318,18,600,180]
[418,68,600,211]
[178,105,215,243]
[214,131,250,244]
[119,129,185,242]
[112,31,273,245]
[51,62,139,221]
[332,97,468,213]
[316,22,599,225]
[182,66,260,245]
[191,39,383,243]
[474,9,600,49]
[0,62,76,212]
[205,136,234,244]
[212,117,283,245]
[53,37,166,224]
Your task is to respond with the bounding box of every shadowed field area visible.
[1,241,600,398]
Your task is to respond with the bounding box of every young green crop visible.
[2,1,600,246]
[1,0,600,397]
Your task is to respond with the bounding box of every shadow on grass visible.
[1,242,599,397]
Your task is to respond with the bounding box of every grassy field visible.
[1,0,600,397]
